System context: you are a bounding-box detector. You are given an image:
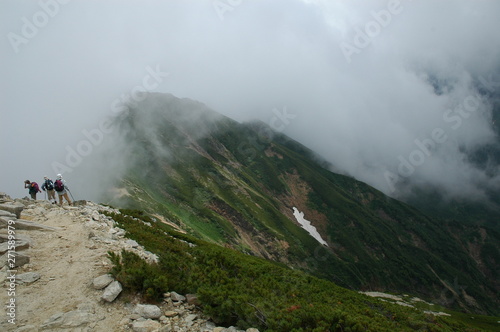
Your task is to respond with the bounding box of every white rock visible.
[0,210,16,218]
[185,314,197,323]
[134,304,162,319]
[101,280,122,302]
[93,274,114,290]
[41,310,95,329]
[131,319,162,332]
[126,239,139,248]
[170,291,186,302]
[16,272,41,284]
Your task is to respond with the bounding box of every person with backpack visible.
[54,174,72,206]
[41,176,57,204]
[24,180,41,200]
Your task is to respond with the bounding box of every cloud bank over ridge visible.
[1,0,500,202]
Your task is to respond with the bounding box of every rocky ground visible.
[0,192,259,332]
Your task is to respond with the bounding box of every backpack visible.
[45,179,54,190]
[54,179,64,192]
[32,182,40,193]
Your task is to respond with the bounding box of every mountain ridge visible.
[102,93,499,315]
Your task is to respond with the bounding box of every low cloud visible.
[1,0,499,205]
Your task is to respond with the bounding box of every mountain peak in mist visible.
[95,92,499,316]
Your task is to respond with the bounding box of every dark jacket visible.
[42,179,54,191]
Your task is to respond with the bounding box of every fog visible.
[1,0,500,204]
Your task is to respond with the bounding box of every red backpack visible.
[54,179,65,192]
[32,182,40,193]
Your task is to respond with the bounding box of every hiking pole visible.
[67,188,75,202]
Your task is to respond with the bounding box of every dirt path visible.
[0,198,256,332]
[0,202,130,331]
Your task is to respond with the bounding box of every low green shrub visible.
[103,209,483,331]
[108,250,168,302]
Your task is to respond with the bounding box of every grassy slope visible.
[106,209,500,331]
[105,95,499,316]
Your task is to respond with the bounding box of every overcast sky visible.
[1,0,500,203]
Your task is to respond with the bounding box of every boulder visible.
[16,272,41,284]
[93,274,114,290]
[134,304,162,319]
[0,239,30,255]
[202,322,217,330]
[184,313,198,327]
[131,319,162,332]
[0,216,13,228]
[0,232,31,241]
[0,217,59,231]
[0,210,16,218]
[0,251,30,268]
[170,291,186,302]
[101,280,122,302]
[126,239,139,248]
[0,203,24,219]
[164,310,178,318]
[40,310,95,329]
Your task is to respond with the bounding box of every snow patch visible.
[292,207,328,246]
[360,292,404,301]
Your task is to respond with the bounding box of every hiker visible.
[24,180,41,200]
[41,176,57,204]
[54,174,72,206]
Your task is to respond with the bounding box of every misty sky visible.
[1,0,500,202]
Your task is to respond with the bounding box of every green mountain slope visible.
[106,208,499,331]
[103,93,499,315]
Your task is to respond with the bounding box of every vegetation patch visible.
[104,209,497,331]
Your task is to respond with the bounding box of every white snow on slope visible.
[292,207,328,246]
